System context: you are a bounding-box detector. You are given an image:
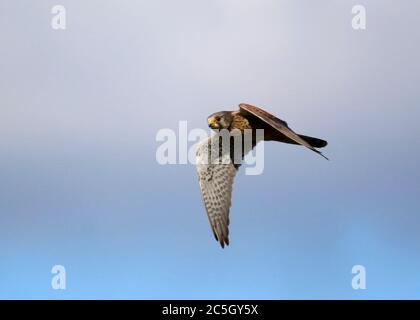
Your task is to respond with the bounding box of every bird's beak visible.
[208,117,219,129]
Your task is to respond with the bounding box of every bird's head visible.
[207,111,232,130]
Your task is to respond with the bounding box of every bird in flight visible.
[195,103,328,248]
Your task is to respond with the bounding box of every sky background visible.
[1,0,420,299]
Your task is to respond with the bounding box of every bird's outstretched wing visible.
[196,136,237,248]
[239,103,328,160]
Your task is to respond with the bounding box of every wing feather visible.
[196,136,237,248]
[239,103,328,160]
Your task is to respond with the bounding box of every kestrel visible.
[196,103,328,248]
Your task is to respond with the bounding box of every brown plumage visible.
[196,103,328,248]
[208,103,328,159]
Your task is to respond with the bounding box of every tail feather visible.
[298,135,328,148]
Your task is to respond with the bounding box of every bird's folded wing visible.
[239,103,328,160]
[196,138,237,248]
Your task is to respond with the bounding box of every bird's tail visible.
[298,135,328,148]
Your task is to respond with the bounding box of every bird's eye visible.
[215,116,220,121]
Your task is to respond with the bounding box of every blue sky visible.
[1,1,420,299]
